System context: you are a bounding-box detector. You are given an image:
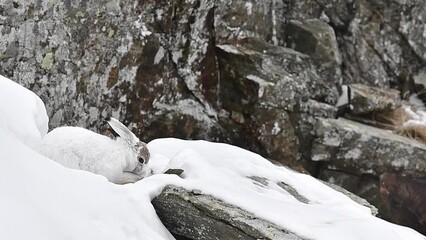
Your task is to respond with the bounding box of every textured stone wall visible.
[3,0,425,147]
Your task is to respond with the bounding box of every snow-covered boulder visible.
[147,138,425,240]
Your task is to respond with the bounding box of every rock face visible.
[312,118,426,176]
[216,38,336,168]
[285,19,342,79]
[152,185,308,240]
[2,0,426,235]
[348,84,401,115]
[380,173,426,235]
[312,117,426,223]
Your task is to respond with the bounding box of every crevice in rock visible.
[396,29,426,66]
[210,3,222,110]
[353,30,396,87]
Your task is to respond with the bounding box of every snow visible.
[154,46,165,65]
[245,2,253,15]
[1,75,425,240]
[134,15,152,37]
[271,0,278,45]
[408,94,425,109]
[271,122,281,134]
[0,75,48,149]
[0,130,174,240]
[146,139,424,240]
[344,148,362,160]
[401,99,426,131]
[246,74,274,86]
[216,44,242,55]
[246,74,275,98]
[336,85,350,107]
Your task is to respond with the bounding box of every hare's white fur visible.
[38,118,149,184]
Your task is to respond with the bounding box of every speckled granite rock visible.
[349,84,401,115]
[0,0,224,142]
[313,0,425,88]
[286,19,342,69]
[216,38,339,168]
[312,118,426,176]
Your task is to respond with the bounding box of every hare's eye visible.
[138,157,145,164]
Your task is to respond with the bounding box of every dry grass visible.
[372,106,426,144]
[400,121,426,144]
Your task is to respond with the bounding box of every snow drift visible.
[0,75,48,149]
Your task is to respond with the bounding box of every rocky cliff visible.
[1,0,425,235]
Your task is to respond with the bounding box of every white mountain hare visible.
[38,117,150,184]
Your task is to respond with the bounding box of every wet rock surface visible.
[2,0,426,235]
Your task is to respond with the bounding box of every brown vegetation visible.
[372,106,426,144]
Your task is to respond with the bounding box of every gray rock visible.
[284,0,322,21]
[312,118,426,177]
[319,169,361,195]
[315,0,355,28]
[249,176,310,204]
[398,0,426,63]
[0,0,226,142]
[284,19,342,96]
[169,0,219,109]
[214,0,287,46]
[277,182,310,204]
[152,185,308,240]
[286,19,342,69]
[316,0,425,88]
[339,18,395,88]
[349,84,401,115]
[216,38,339,168]
[289,100,337,173]
[217,39,314,112]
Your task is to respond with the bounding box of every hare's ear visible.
[106,117,139,145]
